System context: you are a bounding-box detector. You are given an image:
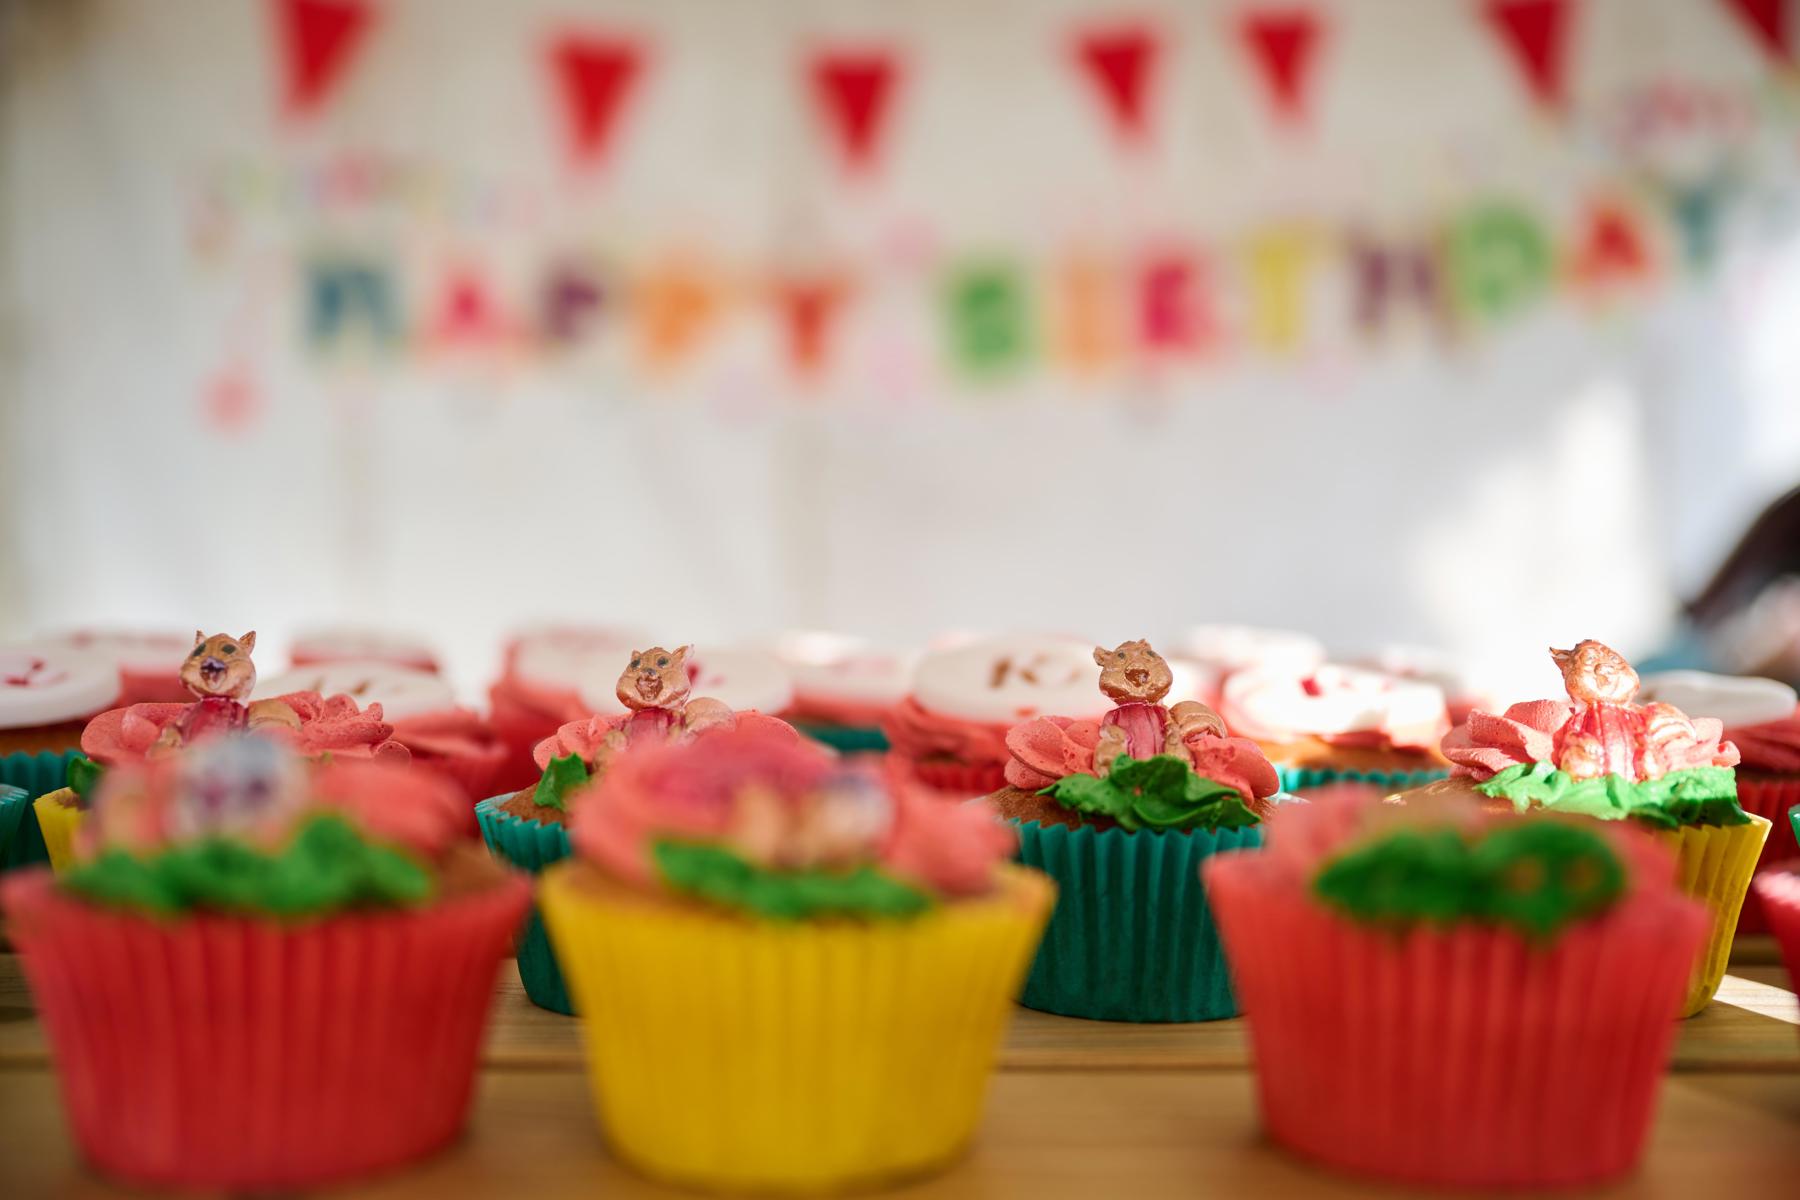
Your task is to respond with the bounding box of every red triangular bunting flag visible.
[549,34,647,168]
[274,0,375,118]
[809,49,901,172]
[431,270,511,347]
[1073,24,1160,143]
[1482,0,1575,110]
[1238,8,1325,123]
[1720,0,1793,65]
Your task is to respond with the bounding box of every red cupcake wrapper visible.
[2,870,530,1191]
[1205,854,1707,1189]
[1753,864,1800,1018]
[1735,775,1800,933]
[412,744,509,835]
[904,757,1008,797]
[488,694,566,793]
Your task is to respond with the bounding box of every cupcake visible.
[1419,640,1766,1016]
[885,634,1117,796]
[1355,643,1498,727]
[1167,623,1325,705]
[771,631,911,751]
[1639,669,1800,933]
[488,625,649,790]
[3,733,530,1190]
[38,632,408,872]
[538,727,1052,1193]
[289,625,442,673]
[34,629,195,704]
[1751,825,1800,1010]
[477,645,800,1014]
[1205,792,1706,1188]
[1218,662,1451,792]
[985,639,1280,1021]
[0,646,119,869]
[256,660,506,812]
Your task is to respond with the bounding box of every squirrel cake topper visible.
[1091,640,1228,773]
[150,631,299,755]
[594,646,737,767]
[183,631,260,702]
[1547,639,1726,782]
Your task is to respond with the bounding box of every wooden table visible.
[2,941,1795,1197]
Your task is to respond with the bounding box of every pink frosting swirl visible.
[1442,698,1739,781]
[83,754,466,861]
[1243,790,1682,902]
[1727,709,1800,774]
[80,692,409,767]
[571,729,1013,902]
[532,710,798,770]
[1004,716,1102,790]
[1003,714,1280,812]
[882,697,1013,765]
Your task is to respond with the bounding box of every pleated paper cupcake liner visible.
[0,785,28,865]
[2,869,530,1191]
[32,790,82,872]
[1012,818,1262,1022]
[539,862,1054,1194]
[1277,763,1450,795]
[0,750,85,870]
[1652,815,1770,1017]
[416,744,509,829]
[791,720,891,754]
[1733,775,1800,933]
[905,757,1008,797]
[1752,865,1800,1023]
[475,796,575,1014]
[1204,852,1707,1189]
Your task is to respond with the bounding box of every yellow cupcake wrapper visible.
[33,790,83,874]
[539,862,1055,1195]
[1655,814,1770,1018]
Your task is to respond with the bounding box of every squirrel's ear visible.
[239,632,256,654]
[671,645,691,665]
[1093,646,1112,667]
[193,630,206,647]
[1548,646,1573,667]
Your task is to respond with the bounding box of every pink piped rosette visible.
[257,661,507,816]
[1204,794,1707,1189]
[81,690,410,767]
[2,746,529,1190]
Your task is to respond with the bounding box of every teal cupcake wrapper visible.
[1011,818,1262,1022]
[0,786,29,867]
[0,751,86,870]
[476,796,575,1015]
[1277,764,1449,794]
[791,721,891,753]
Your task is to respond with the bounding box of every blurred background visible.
[4,0,1800,698]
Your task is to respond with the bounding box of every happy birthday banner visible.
[189,0,1800,411]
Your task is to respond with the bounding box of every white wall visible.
[4,0,1800,699]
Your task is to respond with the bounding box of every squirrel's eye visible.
[1116,652,1125,659]
[190,645,205,657]
[630,658,640,669]
[658,656,669,667]
[221,644,236,655]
